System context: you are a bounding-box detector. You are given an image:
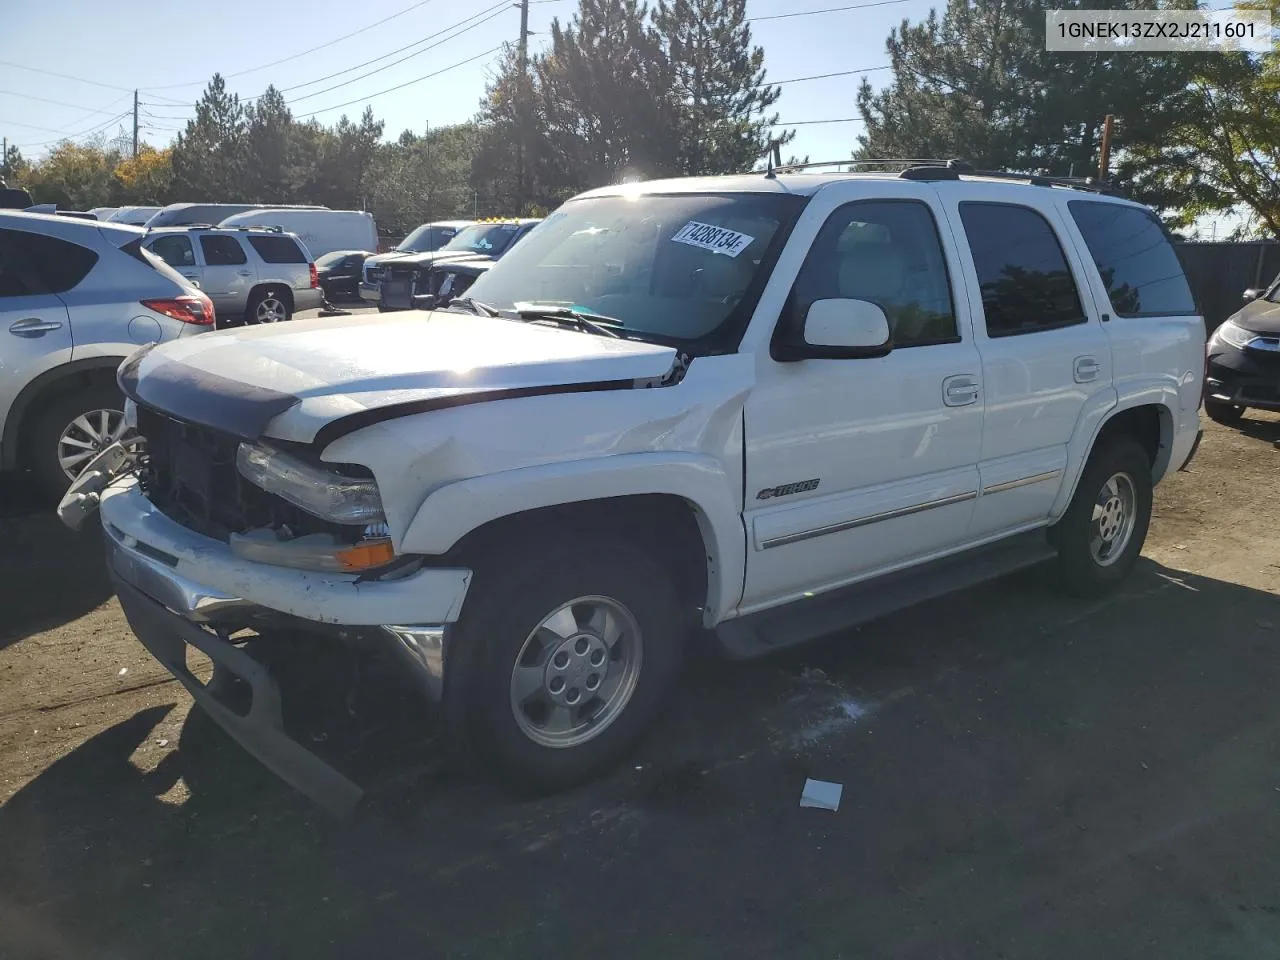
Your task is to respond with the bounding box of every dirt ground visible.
[1,414,1279,960]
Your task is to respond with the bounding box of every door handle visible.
[942,374,980,407]
[9,316,63,336]
[237,270,252,277]
[1074,356,1101,383]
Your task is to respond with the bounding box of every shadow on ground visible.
[3,559,1280,959]
[0,475,112,650]
[1236,415,1280,445]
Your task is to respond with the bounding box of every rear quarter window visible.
[1,229,100,293]
[248,235,307,264]
[1068,200,1197,317]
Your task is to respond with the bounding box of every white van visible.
[216,208,378,258]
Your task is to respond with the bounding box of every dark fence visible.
[1175,241,1280,332]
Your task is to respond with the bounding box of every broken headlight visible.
[235,442,385,525]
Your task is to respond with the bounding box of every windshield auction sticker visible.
[1046,8,1271,52]
[671,221,756,258]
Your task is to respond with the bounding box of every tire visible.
[245,288,291,325]
[446,533,685,793]
[1050,436,1153,598]
[26,383,128,501]
[1205,399,1245,426]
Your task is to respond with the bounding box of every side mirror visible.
[411,293,437,311]
[774,298,893,361]
[1243,288,1263,303]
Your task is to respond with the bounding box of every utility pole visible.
[424,120,431,225]
[2,137,7,180]
[1097,114,1114,182]
[516,0,530,214]
[132,89,139,159]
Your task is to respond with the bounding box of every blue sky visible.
[0,0,936,164]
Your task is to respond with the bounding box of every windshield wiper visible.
[447,296,500,317]
[512,302,624,339]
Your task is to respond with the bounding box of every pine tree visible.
[854,0,1200,201]
[654,0,784,175]
[534,0,679,199]
[171,74,247,200]
[243,86,296,203]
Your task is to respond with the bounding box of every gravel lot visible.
[1,413,1279,960]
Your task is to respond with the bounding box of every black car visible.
[378,219,541,312]
[315,249,370,302]
[1204,281,1280,425]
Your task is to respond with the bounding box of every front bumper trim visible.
[111,571,365,816]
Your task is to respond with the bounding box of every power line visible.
[13,110,132,149]
[0,89,133,115]
[0,60,133,93]
[285,4,511,105]
[771,117,866,126]
[138,0,512,117]
[749,0,916,21]
[296,45,503,120]
[772,66,890,85]
[144,0,443,89]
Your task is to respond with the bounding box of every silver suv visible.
[142,226,323,327]
[0,211,213,498]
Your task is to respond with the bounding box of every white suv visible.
[60,164,1206,812]
[142,226,323,326]
[0,211,213,498]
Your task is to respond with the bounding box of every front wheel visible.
[1050,437,1153,597]
[446,533,685,792]
[1205,399,1245,426]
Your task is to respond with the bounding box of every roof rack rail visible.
[770,158,957,176]
[898,161,1126,196]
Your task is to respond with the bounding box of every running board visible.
[715,530,1057,659]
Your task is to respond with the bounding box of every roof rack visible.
[771,158,957,176]
[175,223,286,233]
[898,160,1126,196]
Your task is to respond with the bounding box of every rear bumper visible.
[294,287,324,313]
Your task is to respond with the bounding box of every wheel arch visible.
[1052,396,1175,519]
[250,283,294,312]
[2,357,126,471]
[403,454,745,626]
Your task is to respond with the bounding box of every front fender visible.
[401,452,745,624]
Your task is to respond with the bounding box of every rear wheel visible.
[1050,437,1152,597]
[27,383,128,501]
[446,533,685,792]
[1205,399,1245,426]
[245,288,291,325]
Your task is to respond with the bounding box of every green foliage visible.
[854,0,1202,211]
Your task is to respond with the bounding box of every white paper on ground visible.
[800,778,843,811]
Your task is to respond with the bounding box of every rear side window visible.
[959,203,1086,337]
[0,230,34,296]
[1068,200,1197,317]
[148,234,195,268]
[200,234,248,266]
[248,235,306,264]
[3,229,100,293]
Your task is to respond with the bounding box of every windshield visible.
[442,223,526,256]
[398,224,456,252]
[463,193,805,345]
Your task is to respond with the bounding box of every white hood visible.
[124,311,678,444]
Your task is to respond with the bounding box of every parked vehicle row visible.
[56,163,1207,812]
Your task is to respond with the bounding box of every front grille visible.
[135,406,362,543]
